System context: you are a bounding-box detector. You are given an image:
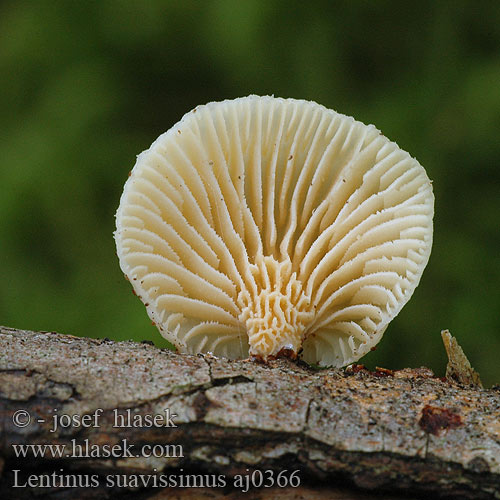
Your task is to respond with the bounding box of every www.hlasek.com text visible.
[12,439,183,460]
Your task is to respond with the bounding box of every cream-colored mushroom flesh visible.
[115,96,434,366]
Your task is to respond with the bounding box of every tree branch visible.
[0,326,499,499]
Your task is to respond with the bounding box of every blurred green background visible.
[1,1,499,385]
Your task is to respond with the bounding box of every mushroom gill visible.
[115,96,434,367]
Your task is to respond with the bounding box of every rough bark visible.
[0,326,498,500]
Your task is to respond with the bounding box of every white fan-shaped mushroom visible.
[115,96,434,367]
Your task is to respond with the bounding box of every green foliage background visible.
[1,1,499,385]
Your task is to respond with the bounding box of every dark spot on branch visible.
[419,405,462,435]
[467,456,490,474]
[345,364,366,374]
[374,366,395,377]
[211,375,253,387]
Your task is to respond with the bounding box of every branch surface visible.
[0,326,499,499]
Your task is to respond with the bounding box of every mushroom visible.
[115,96,434,367]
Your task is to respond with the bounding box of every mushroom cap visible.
[115,96,434,367]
